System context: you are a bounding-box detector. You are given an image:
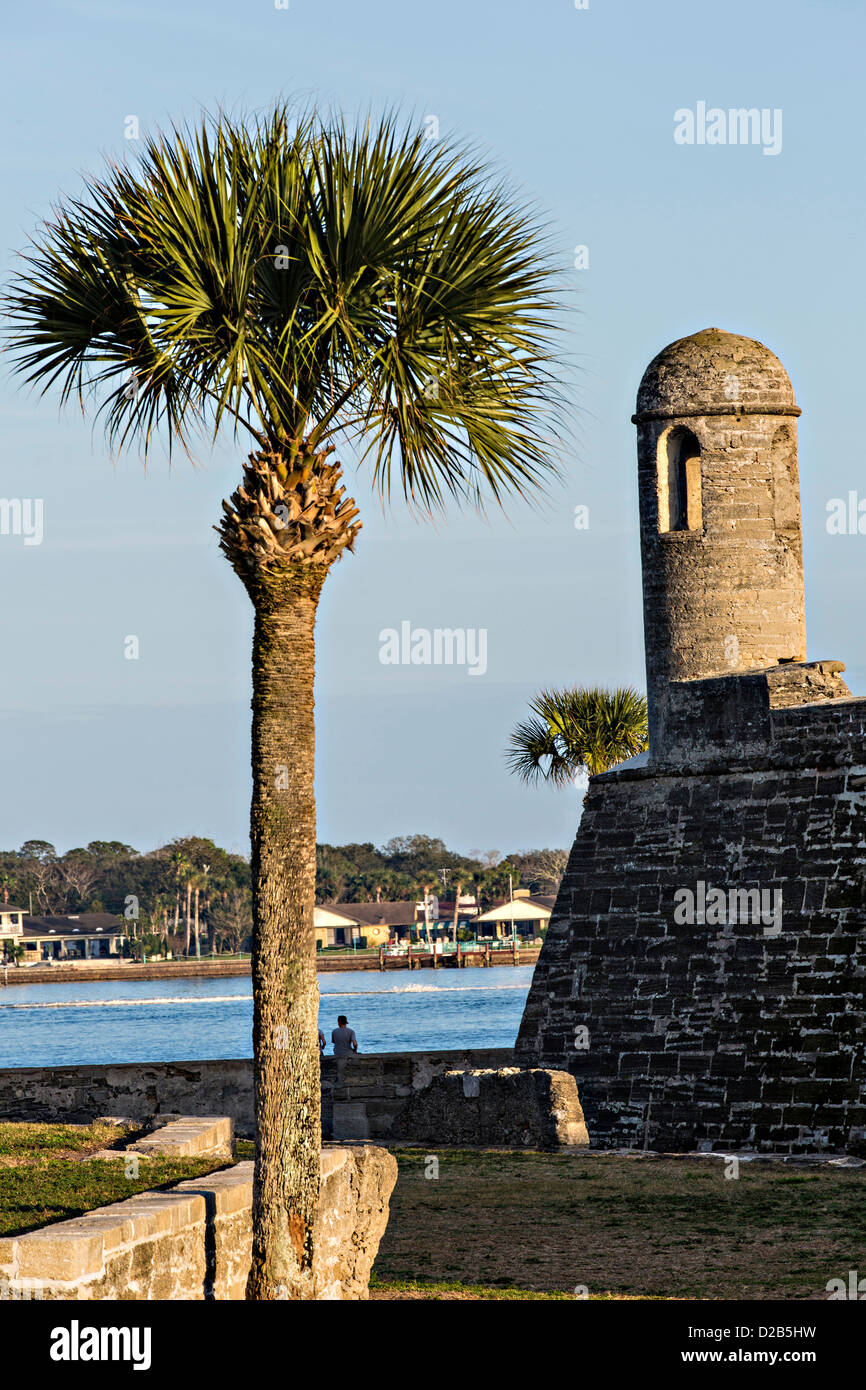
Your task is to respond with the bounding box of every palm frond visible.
[4,105,565,511]
[507,686,649,786]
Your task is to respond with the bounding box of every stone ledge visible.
[174,1161,253,1217]
[81,1114,235,1164]
[0,1145,396,1300]
[128,1115,234,1160]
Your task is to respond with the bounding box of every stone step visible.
[129,1116,234,1160]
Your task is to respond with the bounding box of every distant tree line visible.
[0,838,253,958]
[315,835,567,907]
[0,835,568,956]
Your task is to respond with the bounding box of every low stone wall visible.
[322,1049,516,1142]
[397,1068,589,1147]
[82,1116,234,1164]
[0,1051,515,1142]
[0,1146,396,1301]
[0,1059,258,1133]
[0,1051,587,1149]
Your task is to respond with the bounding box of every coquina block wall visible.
[0,1148,397,1301]
[516,330,866,1154]
[517,675,866,1153]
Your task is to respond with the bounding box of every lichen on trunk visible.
[218,442,361,1299]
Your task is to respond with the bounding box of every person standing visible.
[331,1015,358,1056]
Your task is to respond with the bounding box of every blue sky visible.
[1,0,864,858]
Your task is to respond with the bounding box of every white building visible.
[0,906,126,963]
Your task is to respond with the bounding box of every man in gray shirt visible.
[331,1015,358,1056]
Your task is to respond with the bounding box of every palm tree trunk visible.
[246,562,325,1300]
[185,882,191,955]
[194,887,200,956]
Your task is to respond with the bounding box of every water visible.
[0,967,534,1069]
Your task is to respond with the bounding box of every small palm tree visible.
[4,106,562,1297]
[507,686,648,785]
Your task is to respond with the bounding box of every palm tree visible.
[4,106,562,1298]
[167,849,191,950]
[191,864,212,957]
[507,686,648,785]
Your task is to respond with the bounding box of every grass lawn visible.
[6,1130,859,1300]
[371,1149,866,1300]
[0,1122,233,1239]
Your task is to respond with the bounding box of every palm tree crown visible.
[507,686,648,786]
[4,107,562,509]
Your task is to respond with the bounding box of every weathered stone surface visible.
[396,1067,588,1148]
[517,329,866,1157]
[0,1049,514,1142]
[82,1115,235,1165]
[0,1147,396,1301]
[314,1146,398,1299]
[517,740,866,1153]
[128,1115,234,1161]
[0,1059,257,1133]
[634,329,807,749]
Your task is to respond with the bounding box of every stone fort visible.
[517,327,866,1155]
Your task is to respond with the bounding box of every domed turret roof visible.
[633,328,799,422]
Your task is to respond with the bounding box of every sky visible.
[1,0,864,860]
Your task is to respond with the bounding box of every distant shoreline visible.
[0,948,540,988]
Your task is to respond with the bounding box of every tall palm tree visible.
[4,106,562,1298]
[168,849,190,949]
[507,686,648,785]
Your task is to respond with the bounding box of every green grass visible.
[0,1158,234,1238]
[0,1121,133,1159]
[369,1275,578,1300]
[0,1122,235,1238]
[372,1148,866,1300]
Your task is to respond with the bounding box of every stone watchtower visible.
[517,328,866,1156]
[635,328,807,749]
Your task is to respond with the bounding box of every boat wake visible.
[0,994,249,1011]
[0,980,529,1010]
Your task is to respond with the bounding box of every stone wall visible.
[516,687,866,1155]
[0,1059,259,1134]
[0,1147,396,1301]
[396,1067,588,1147]
[322,1048,515,1142]
[0,1050,593,1149]
[0,1049,511,1140]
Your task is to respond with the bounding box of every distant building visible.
[313,893,553,948]
[0,907,126,963]
[314,904,399,949]
[475,892,554,940]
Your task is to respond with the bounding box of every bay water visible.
[0,966,534,1069]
